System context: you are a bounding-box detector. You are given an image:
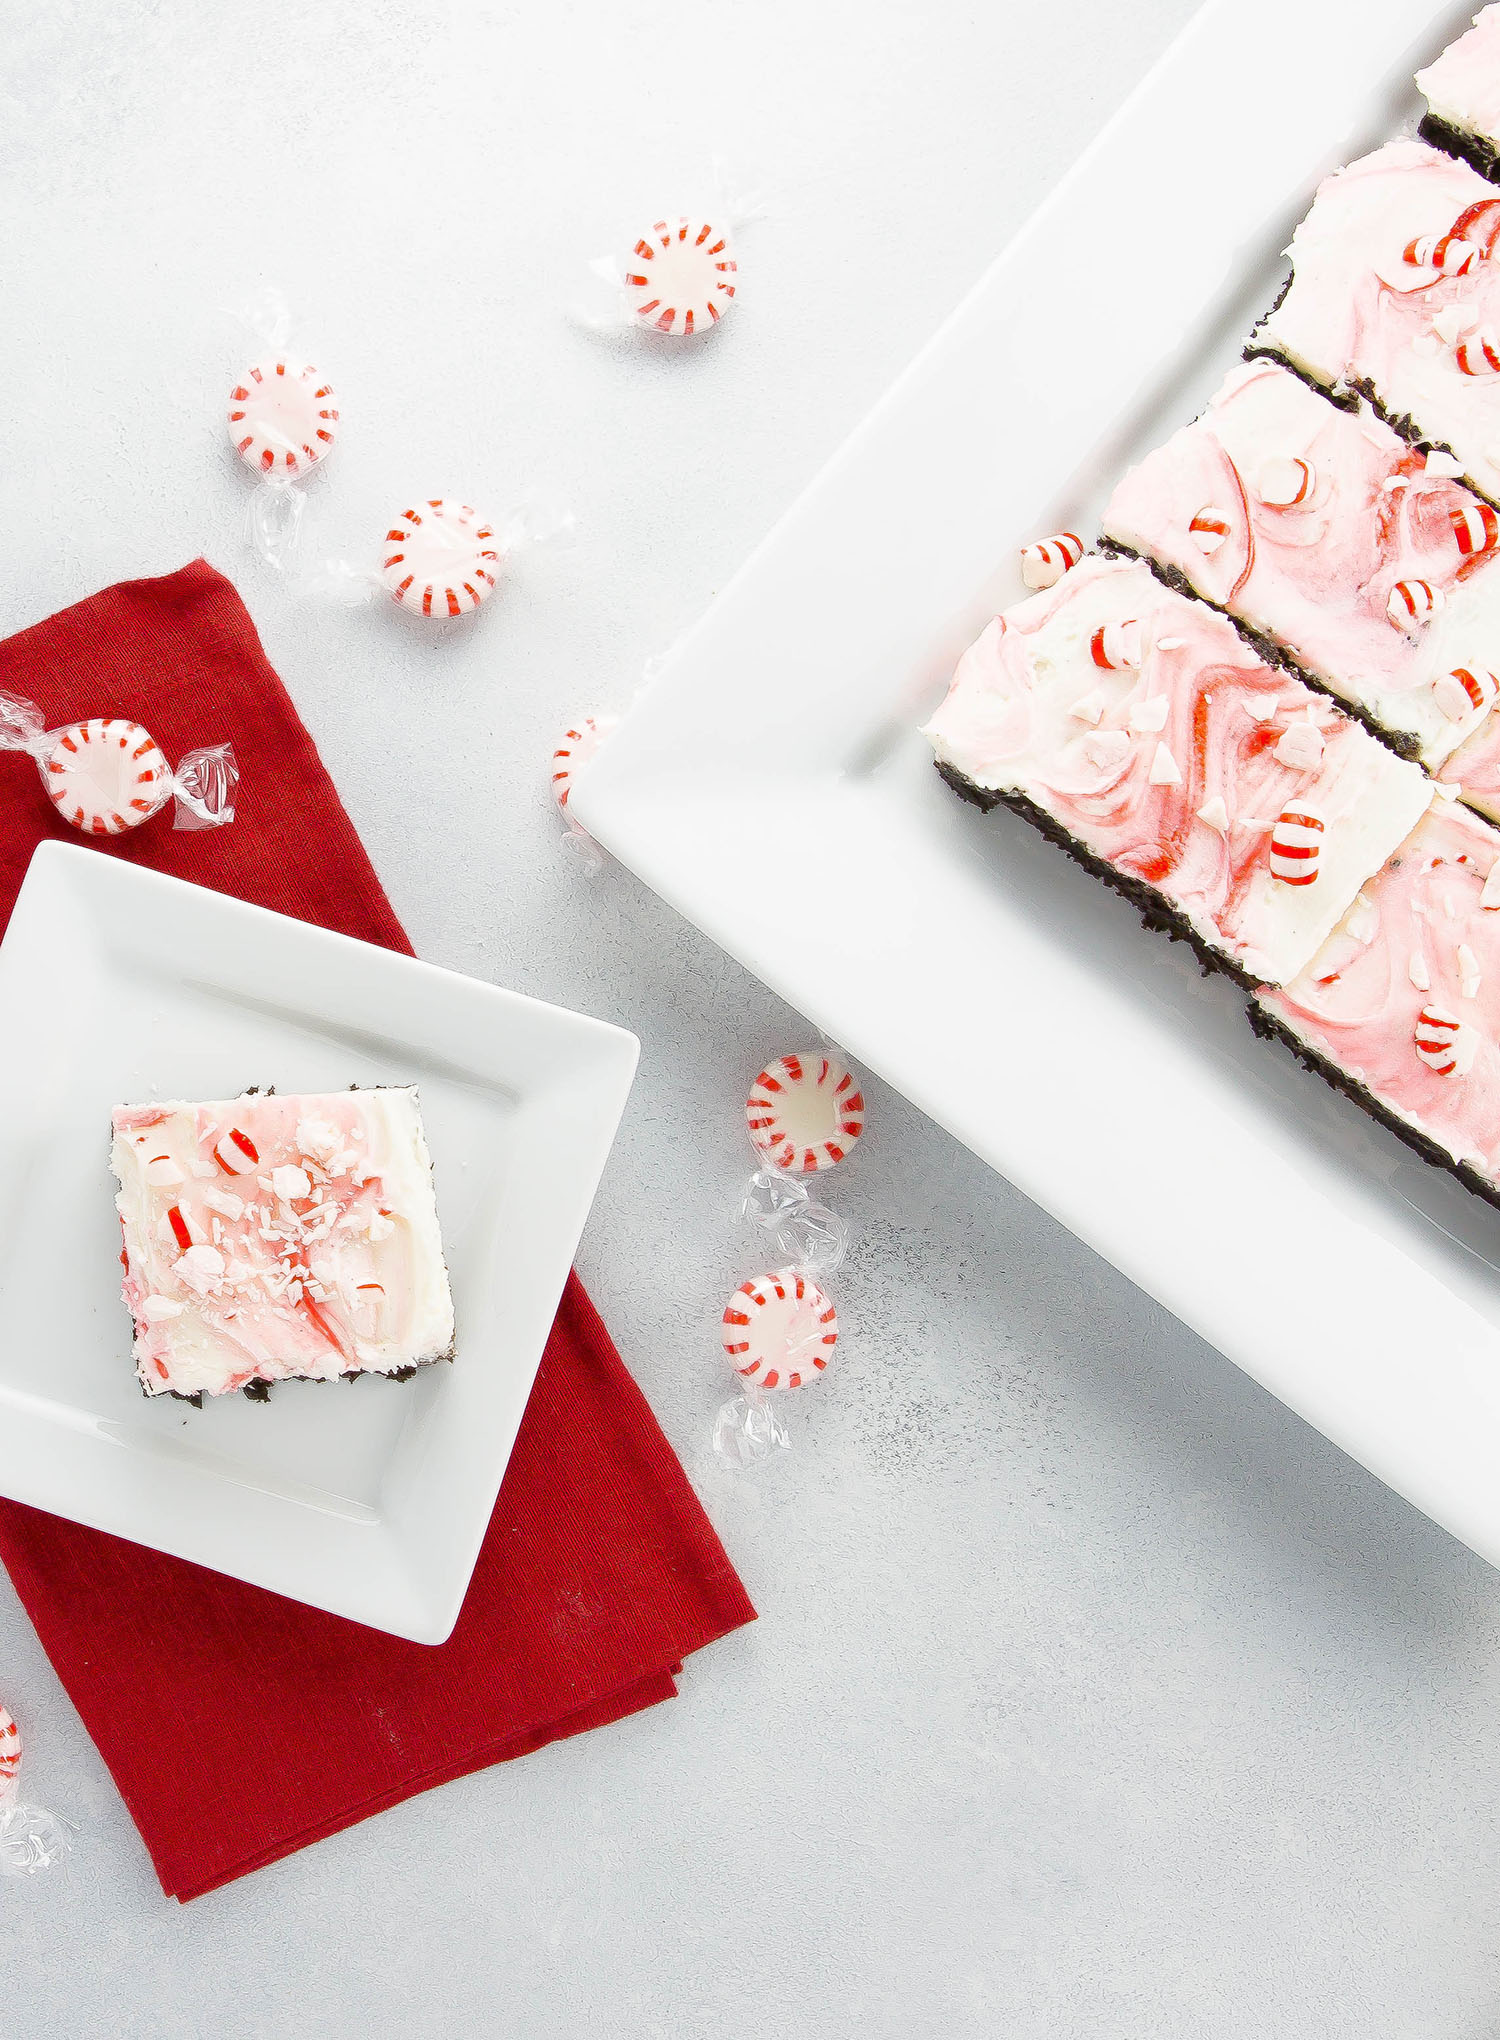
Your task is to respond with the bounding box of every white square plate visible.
[575,0,1500,1571]
[0,842,638,1643]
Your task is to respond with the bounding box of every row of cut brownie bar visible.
[925,7,1500,1208]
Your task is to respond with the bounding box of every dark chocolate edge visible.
[1419,110,1500,189]
[1243,333,1500,517]
[1246,998,1500,1214]
[1096,537,1425,763]
[934,758,1249,988]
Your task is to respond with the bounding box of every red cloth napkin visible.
[0,560,754,1901]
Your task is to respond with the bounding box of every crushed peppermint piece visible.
[1067,690,1106,726]
[1459,943,1482,998]
[271,1165,312,1202]
[1424,445,1465,474]
[1196,795,1230,834]
[1082,729,1131,769]
[141,1294,185,1323]
[1148,741,1182,787]
[1274,718,1325,771]
[1128,695,1170,735]
[1409,951,1432,991]
[1346,893,1378,944]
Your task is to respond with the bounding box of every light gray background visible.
[5,2,1496,2034]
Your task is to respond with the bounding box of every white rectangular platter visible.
[0,844,639,1643]
[573,0,1500,1570]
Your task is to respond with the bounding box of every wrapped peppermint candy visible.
[0,1704,72,1876]
[227,292,339,572]
[712,1051,864,1469]
[550,715,618,872]
[0,694,237,836]
[575,164,765,340]
[307,499,574,620]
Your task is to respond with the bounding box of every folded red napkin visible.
[0,561,753,1901]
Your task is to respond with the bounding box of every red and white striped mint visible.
[1457,330,1500,376]
[721,1268,839,1389]
[212,1125,261,1175]
[1257,456,1315,507]
[1415,1004,1475,1074]
[1386,578,1444,632]
[623,217,737,337]
[227,360,338,476]
[42,719,172,836]
[746,1052,864,1174]
[1434,665,1500,722]
[1019,532,1084,590]
[551,716,618,812]
[1403,233,1481,275]
[0,1706,18,1791]
[1189,507,1232,553]
[1269,807,1325,886]
[380,502,501,619]
[1452,500,1500,557]
[1089,619,1142,671]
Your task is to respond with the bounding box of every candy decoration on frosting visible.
[1457,330,1500,376]
[0,1710,18,1793]
[1386,578,1443,632]
[1402,233,1481,275]
[1269,807,1325,886]
[550,716,617,812]
[1188,508,1231,553]
[623,217,737,336]
[380,502,501,619]
[213,1127,261,1175]
[1415,1004,1471,1074]
[1434,666,1500,721]
[720,1269,839,1389]
[1020,532,1084,590]
[1089,620,1142,671]
[42,719,172,836]
[746,1052,865,1174]
[1452,500,1500,558]
[227,360,339,476]
[1257,456,1315,507]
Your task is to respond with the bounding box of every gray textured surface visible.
[7,2,1500,2034]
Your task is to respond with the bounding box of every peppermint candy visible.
[227,359,339,477]
[42,718,172,836]
[0,1710,18,1793]
[623,217,737,336]
[1386,578,1444,633]
[720,1269,839,1389]
[1457,331,1500,376]
[1433,666,1500,722]
[380,502,501,619]
[1089,619,1142,671]
[551,716,617,812]
[1402,233,1481,275]
[1020,531,1084,590]
[1415,1004,1473,1074]
[1452,500,1500,558]
[1257,457,1315,507]
[746,1052,865,1175]
[212,1126,261,1176]
[1189,508,1231,554]
[1269,807,1324,886]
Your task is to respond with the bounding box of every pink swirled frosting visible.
[111,1087,454,1398]
[1102,358,1500,764]
[1257,799,1500,1179]
[1419,6,1500,148]
[1254,139,1500,503]
[922,555,1431,984]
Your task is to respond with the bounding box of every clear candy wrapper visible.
[304,499,575,621]
[0,692,237,835]
[712,1051,864,1469]
[551,715,619,873]
[0,1706,72,1877]
[227,291,340,573]
[573,163,765,340]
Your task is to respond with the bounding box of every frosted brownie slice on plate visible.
[111,1086,455,1400]
[922,554,1432,986]
[1102,358,1500,767]
[1251,139,1500,505]
[1419,6,1500,184]
[1253,799,1500,1207]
